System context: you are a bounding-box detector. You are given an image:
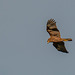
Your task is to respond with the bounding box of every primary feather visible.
[47,19,61,38]
[53,42,68,53]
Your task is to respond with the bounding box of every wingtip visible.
[47,18,56,25]
[59,51,69,53]
[62,51,69,53]
[65,51,69,53]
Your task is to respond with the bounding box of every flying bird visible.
[46,19,72,53]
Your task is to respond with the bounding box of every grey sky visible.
[0,0,74,75]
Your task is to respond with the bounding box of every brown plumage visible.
[46,19,72,53]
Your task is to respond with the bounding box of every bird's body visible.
[48,37,72,42]
[46,19,72,53]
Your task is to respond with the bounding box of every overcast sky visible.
[0,0,74,75]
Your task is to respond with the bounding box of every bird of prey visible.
[46,19,72,53]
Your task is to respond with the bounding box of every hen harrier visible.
[46,19,72,53]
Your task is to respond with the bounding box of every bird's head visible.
[47,39,50,44]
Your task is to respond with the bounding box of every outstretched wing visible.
[53,42,68,53]
[46,19,61,38]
